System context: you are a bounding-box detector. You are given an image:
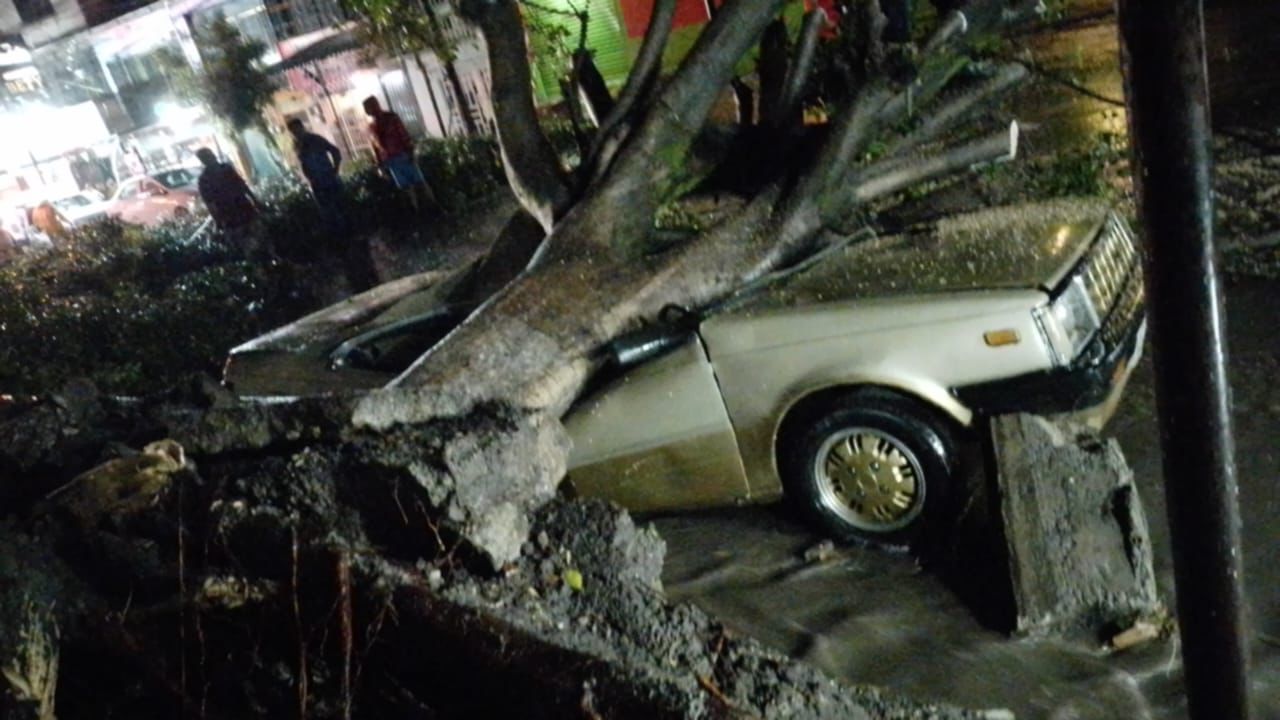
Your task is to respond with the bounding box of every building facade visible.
[1,0,701,209]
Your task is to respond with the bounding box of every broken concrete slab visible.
[989,413,1160,639]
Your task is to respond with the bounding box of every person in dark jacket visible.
[195,147,260,254]
[287,118,375,288]
[362,96,437,214]
[287,118,351,235]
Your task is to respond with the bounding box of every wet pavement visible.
[649,5,1280,719]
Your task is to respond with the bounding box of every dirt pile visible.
[0,380,993,719]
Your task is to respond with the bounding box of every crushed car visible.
[223,198,1146,547]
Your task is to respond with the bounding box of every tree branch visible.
[814,82,896,192]
[460,0,571,231]
[610,0,786,183]
[757,19,789,124]
[876,0,1041,128]
[921,9,970,57]
[586,0,785,254]
[572,48,615,123]
[586,0,677,180]
[883,62,1027,156]
[847,120,1020,207]
[768,9,828,129]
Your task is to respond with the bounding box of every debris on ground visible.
[803,540,839,564]
[0,382,993,719]
[989,413,1162,640]
[1109,620,1162,652]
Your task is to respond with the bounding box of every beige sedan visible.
[225,199,1146,547]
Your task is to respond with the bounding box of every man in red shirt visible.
[363,96,436,214]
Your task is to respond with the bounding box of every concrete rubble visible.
[989,413,1161,639]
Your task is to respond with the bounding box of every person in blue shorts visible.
[362,96,438,214]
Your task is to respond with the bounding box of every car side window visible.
[144,180,167,196]
[118,180,139,199]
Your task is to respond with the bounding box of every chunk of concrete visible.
[989,414,1160,638]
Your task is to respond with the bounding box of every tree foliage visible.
[161,16,277,134]
[342,0,457,63]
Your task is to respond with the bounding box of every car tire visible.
[173,207,192,220]
[781,389,956,549]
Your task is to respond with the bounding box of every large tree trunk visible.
[348,0,1038,566]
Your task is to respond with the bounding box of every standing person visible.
[362,96,437,215]
[195,148,261,255]
[29,201,69,247]
[287,118,377,289]
[287,118,351,235]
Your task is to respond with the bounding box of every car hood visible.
[737,198,1110,311]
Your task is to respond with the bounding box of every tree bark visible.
[572,49,615,124]
[768,9,828,129]
[587,0,677,180]
[459,0,571,230]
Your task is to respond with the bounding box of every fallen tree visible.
[1,0,1046,716]
[352,0,1041,565]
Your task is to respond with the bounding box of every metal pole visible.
[1114,1,1250,718]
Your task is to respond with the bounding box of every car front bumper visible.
[951,307,1147,426]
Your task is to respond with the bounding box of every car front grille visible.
[1082,213,1144,351]
[1101,264,1144,349]
[1082,214,1138,314]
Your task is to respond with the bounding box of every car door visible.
[111,179,143,223]
[135,180,174,225]
[563,334,752,512]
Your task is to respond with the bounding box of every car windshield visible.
[54,196,91,209]
[152,168,198,189]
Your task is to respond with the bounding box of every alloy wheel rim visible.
[813,427,925,532]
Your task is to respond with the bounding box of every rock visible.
[42,439,185,531]
[1109,619,1161,652]
[989,414,1161,639]
[803,540,838,564]
[390,406,570,569]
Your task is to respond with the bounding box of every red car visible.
[107,168,202,226]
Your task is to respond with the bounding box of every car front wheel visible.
[781,390,955,549]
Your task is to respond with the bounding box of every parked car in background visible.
[223,199,1146,549]
[52,190,112,227]
[107,167,202,226]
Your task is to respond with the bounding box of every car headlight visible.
[1034,276,1100,365]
